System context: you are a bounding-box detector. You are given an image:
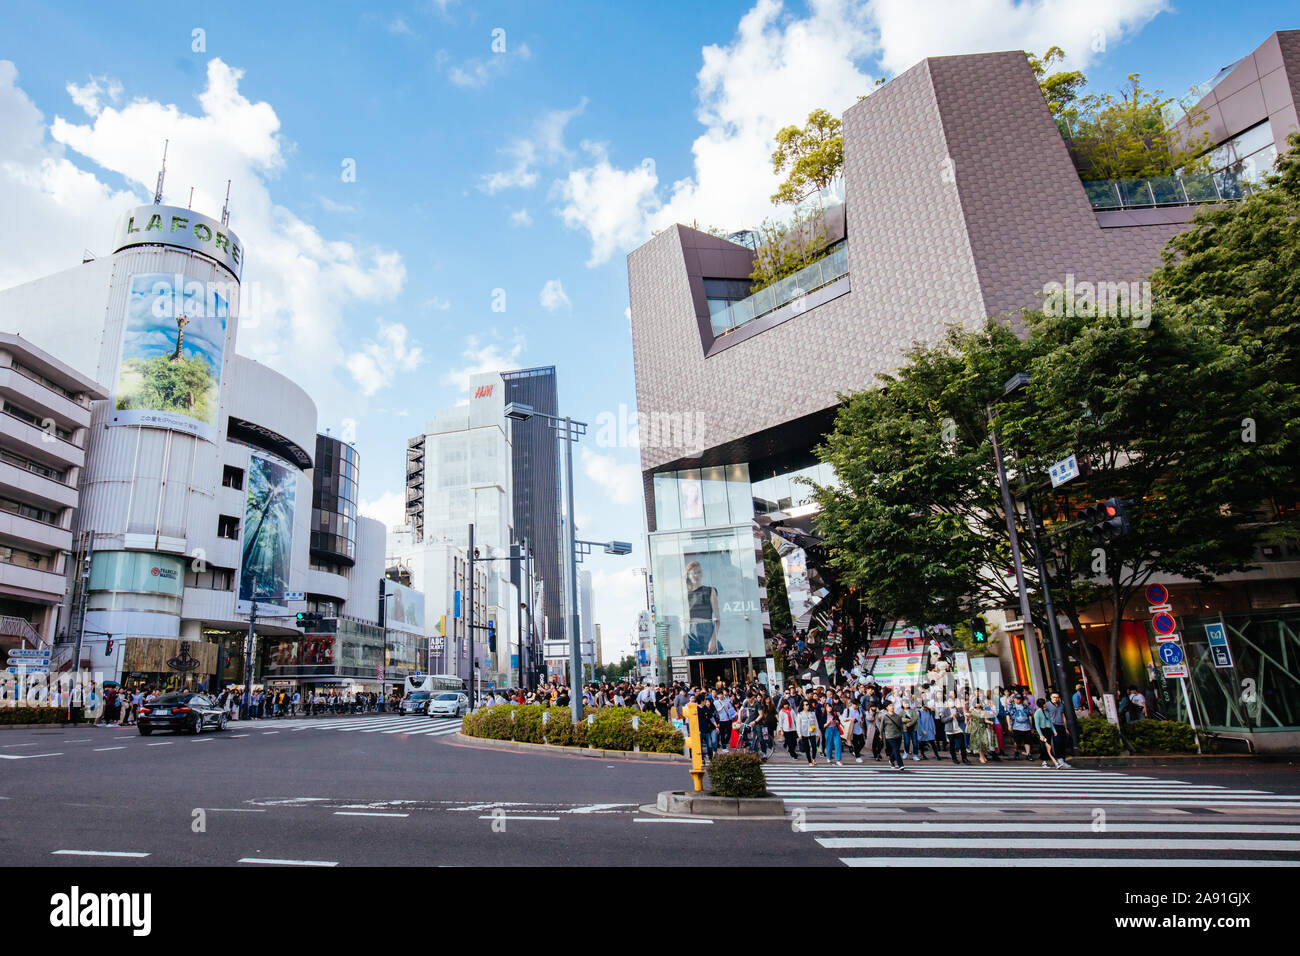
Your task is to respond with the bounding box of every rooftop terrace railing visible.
[711,245,849,337]
[1083,169,1257,212]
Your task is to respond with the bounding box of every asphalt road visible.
[3,716,1298,869]
[0,715,835,867]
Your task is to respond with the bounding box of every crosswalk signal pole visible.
[242,601,258,720]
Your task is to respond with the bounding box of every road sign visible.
[1146,583,1169,606]
[377,666,385,680]
[1155,632,1181,644]
[8,648,51,659]
[1147,603,1172,614]
[1205,622,1233,668]
[1048,454,1079,488]
[1162,664,1188,679]
[285,590,305,601]
[1158,643,1184,666]
[6,665,49,674]
[1151,612,1177,635]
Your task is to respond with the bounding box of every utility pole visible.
[1022,490,1082,749]
[467,523,475,710]
[563,417,583,725]
[988,405,1047,698]
[242,601,258,719]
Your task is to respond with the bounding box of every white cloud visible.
[588,567,648,663]
[447,332,526,392]
[388,17,415,36]
[510,208,532,226]
[556,143,661,267]
[480,99,586,193]
[447,42,532,89]
[581,448,643,507]
[359,489,407,532]
[556,0,1168,265]
[538,278,570,311]
[7,59,407,422]
[0,61,142,289]
[869,0,1168,75]
[66,75,122,117]
[317,195,356,213]
[346,319,427,395]
[422,295,452,311]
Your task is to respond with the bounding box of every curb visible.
[655,789,786,818]
[452,732,688,762]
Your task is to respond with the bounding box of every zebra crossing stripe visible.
[800,822,1300,833]
[838,857,1295,867]
[816,836,1300,852]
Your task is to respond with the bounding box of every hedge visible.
[0,706,69,725]
[1123,719,1198,754]
[461,703,684,754]
[1078,716,1123,756]
[707,751,768,798]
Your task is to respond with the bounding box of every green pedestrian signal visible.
[971,615,989,644]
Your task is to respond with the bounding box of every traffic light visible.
[970,616,989,645]
[487,620,497,652]
[1079,498,1131,543]
[296,611,323,632]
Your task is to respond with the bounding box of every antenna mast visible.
[188,186,195,209]
[152,139,169,205]
[221,179,232,226]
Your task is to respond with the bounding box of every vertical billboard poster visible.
[384,579,426,635]
[650,527,764,661]
[111,273,229,441]
[237,454,297,614]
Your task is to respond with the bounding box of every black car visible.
[399,691,431,715]
[138,692,227,735]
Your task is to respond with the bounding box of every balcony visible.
[0,560,67,601]
[709,245,849,338]
[1083,169,1259,213]
[0,410,84,468]
[0,458,78,511]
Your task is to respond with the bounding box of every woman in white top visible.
[795,701,819,766]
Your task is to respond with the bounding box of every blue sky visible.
[1,0,1294,658]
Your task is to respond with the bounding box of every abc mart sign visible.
[113,204,244,280]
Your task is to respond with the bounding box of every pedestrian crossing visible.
[245,715,465,738]
[765,763,1300,866]
[762,762,1300,810]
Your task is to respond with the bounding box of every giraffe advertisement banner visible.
[110,272,228,441]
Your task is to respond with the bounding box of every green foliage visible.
[1078,716,1123,756]
[460,703,683,753]
[1027,47,1212,180]
[1028,47,1086,135]
[770,108,843,206]
[749,205,831,293]
[593,655,637,683]
[1068,74,1212,181]
[763,540,793,634]
[0,706,68,725]
[1123,719,1197,754]
[707,751,769,798]
[117,353,217,422]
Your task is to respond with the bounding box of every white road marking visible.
[566,803,633,814]
[261,731,278,735]
[1,742,39,748]
[0,752,62,759]
[53,849,149,858]
[633,817,713,824]
[477,815,560,821]
[334,811,410,818]
[206,808,266,813]
[818,837,1300,852]
[147,742,172,747]
[802,822,1300,833]
[840,857,1295,867]
[231,734,249,738]
[237,857,338,867]
[93,747,126,752]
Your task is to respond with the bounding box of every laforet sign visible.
[122,637,218,675]
[113,204,244,279]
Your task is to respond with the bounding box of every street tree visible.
[769,108,843,206]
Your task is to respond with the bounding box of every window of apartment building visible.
[1,401,74,441]
[308,556,344,574]
[0,545,48,570]
[307,598,338,617]
[9,362,87,406]
[217,515,240,539]
[185,566,235,590]
[222,465,244,490]
[0,495,59,525]
[0,448,68,483]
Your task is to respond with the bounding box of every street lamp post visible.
[505,402,631,725]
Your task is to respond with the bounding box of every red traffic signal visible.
[1078,498,1131,543]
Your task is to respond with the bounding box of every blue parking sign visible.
[1158,643,1184,665]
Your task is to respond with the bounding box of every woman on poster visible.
[680,560,722,656]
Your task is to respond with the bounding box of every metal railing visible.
[1083,170,1258,212]
[712,245,849,337]
[0,615,45,649]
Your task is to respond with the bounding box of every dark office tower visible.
[502,367,563,653]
